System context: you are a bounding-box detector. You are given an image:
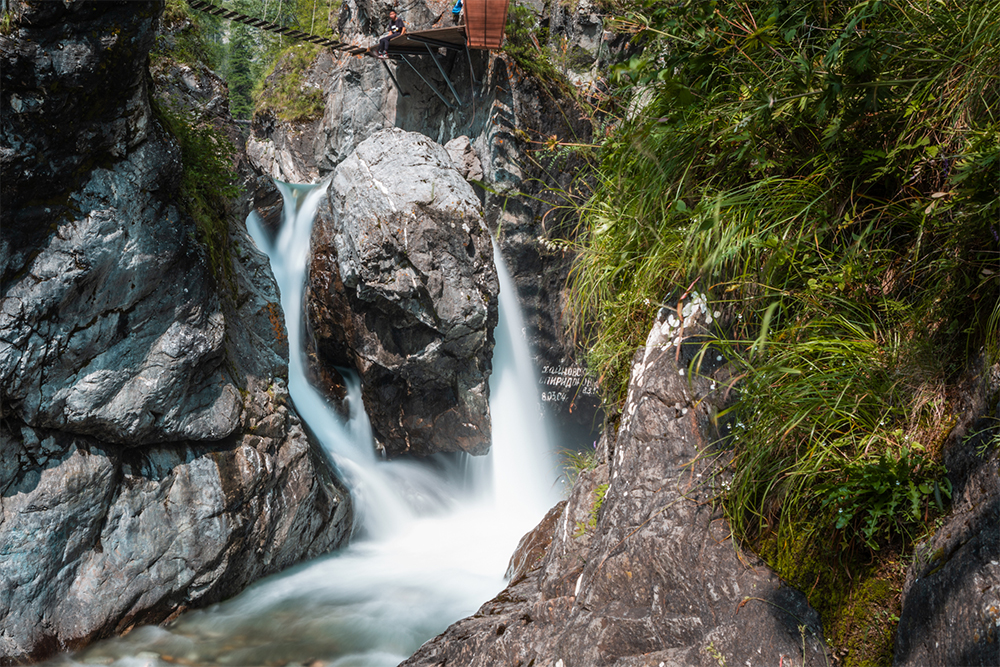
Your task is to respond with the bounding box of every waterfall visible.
[60,182,559,667]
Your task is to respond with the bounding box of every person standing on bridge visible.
[377,10,406,58]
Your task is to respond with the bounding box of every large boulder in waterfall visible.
[402,297,831,667]
[0,2,351,662]
[307,128,499,458]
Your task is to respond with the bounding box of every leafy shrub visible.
[819,444,951,549]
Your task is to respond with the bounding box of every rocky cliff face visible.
[401,300,831,667]
[0,2,351,662]
[246,0,603,455]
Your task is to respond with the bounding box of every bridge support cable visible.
[401,56,455,110]
[185,0,362,52]
[380,60,409,99]
[465,46,477,91]
[424,43,463,106]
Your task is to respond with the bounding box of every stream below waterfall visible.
[49,182,560,667]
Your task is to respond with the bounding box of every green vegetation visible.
[154,102,241,289]
[156,0,340,119]
[760,532,904,665]
[564,0,998,661]
[1,6,14,36]
[154,0,226,71]
[574,482,609,536]
[502,2,581,98]
[222,0,339,119]
[503,4,558,82]
[560,444,600,486]
[253,42,326,122]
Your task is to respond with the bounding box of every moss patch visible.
[759,531,905,667]
[153,101,241,293]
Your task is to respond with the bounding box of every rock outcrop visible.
[0,2,351,662]
[893,369,1000,667]
[306,128,499,457]
[401,299,830,667]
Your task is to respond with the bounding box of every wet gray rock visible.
[894,383,1000,667]
[402,299,830,667]
[0,389,350,664]
[306,128,499,457]
[1,138,243,445]
[0,2,352,662]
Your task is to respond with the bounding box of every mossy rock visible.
[759,531,904,667]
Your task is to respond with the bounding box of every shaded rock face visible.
[1,137,243,444]
[0,2,351,662]
[401,299,830,667]
[0,0,159,225]
[306,128,499,458]
[894,378,1000,667]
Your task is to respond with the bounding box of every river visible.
[49,181,559,667]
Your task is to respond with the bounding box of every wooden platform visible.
[352,25,469,56]
[464,0,509,49]
[352,0,511,57]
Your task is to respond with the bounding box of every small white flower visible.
[678,368,685,376]
[714,310,721,318]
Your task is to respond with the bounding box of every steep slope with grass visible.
[557,0,998,663]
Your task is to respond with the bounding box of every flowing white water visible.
[61,182,558,667]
